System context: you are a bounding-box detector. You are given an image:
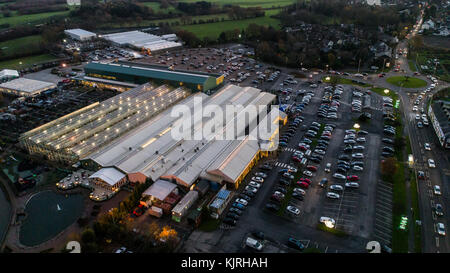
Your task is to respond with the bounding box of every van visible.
[246,237,263,251]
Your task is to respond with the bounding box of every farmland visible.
[0,35,43,58]
[176,9,282,39]
[176,0,296,8]
[0,10,71,28]
[0,54,59,70]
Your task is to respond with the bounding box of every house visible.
[422,19,435,30]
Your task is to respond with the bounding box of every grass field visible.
[386,76,427,88]
[0,35,43,57]
[141,2,177,13]
[0,54,59,70]
[177,9,281,39]
[177,0,296,8]
[0,10,71,28]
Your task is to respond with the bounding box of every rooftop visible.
[0,78,56,93]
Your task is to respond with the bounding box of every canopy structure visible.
[89,167,126,186]
[142,179,177,201]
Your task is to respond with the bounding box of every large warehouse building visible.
[64,28,97,41]
[20,83,191,162]
[83,61,224,92]
[429,100,450,149]
[21,83,286,190]
[0,78,56,97]
[101,30,182,53]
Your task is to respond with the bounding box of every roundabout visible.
[386,76,428,88]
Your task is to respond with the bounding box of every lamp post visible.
[353,123,360,130]
[384,89,390,95]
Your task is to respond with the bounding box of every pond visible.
[0,187,11,245]
[19,191,84,247]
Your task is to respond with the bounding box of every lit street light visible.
[384,89,390,95]
[353,123,360,129]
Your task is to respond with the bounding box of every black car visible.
[287,238,305,251]
[302,138,313,144]
[239,194,251,202]
[260,164,272,171]
[316,145,328,150]
[383,129,395,136]
[382,138,394,144]
[223,217,237,226]
[344,147,353,153]
[229,207,243,215]
[319,178,328,188]
[279,179,290,186]
[252,231,265,240]
[276,187,287,194]
[266,203,280,212]
[226,212,240,220]
[309,157,321,163]
[292,192,304,201]
[381,151,394,157]
[338,155,350,161]
[382,146,395,153]
[244,190,256,197]
[434,204,444,216]
[336,167,347,174]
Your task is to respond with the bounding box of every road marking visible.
[436,237,439,248]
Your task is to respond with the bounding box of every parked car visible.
[345,182,360,189]
[287,237,305,251]
[326,192,340,199]
[286,205,301,215]
[330,185,344,192]
[265,202,280,211]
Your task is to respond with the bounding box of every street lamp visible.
[325,76,331,81]
[353,123,360,129]
[384,89,390,95]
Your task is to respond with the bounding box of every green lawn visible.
[0,35,43,58]
[176,12,281,39]
[386,76,427,88]
[408,60,417,72]
[0,54,60,70]
[177,0,296,8]
[322,76,372,87]
[0,10,71,27]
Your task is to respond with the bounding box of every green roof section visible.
[84,62,224,91]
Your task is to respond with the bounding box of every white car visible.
[245,186,258,193]
[286,205,300,215]
[415,114,420,120]
[324,163,331,173]
[303,170,313,177]
[333,173,346,180]
[424,143,431,151]
[353,165,363,171]
[235,198,248,206]
[283,172,295,180]
[326,192,340,199]
[412,105,418,111]
[433,185,441,195]
[249,181,261,188]
[356,137,366,143]
[320,217,336,228]
[330,185,344,192]
[314,149,326,155]
[436,223,446,236]
[428,159,436,168]
[345,182,360,188]
[254,172,268,178]
[115,247,127,253]
[252,176,264,183]
[352,153,364,159]
[293,188,306,195]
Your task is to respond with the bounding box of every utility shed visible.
[142,179,177,202]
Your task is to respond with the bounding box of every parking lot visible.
[203,75,398,252]
[0,83,118,140]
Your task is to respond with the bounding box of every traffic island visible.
[386,76,427,88]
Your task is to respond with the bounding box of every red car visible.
[347,175,359,181]
[298,182,309,189]
[292,156,301,162]
[322,132,332,136]
[298,145,308,151]
[306,165,318,172]
[298,178,312,184]
[132,204,146,217]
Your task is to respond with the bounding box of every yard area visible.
[386,76,427,88]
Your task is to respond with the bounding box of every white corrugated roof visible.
[0,78,55,93]
[0,69,19,78]
[65,28,96,38]
[89,167,125,186]
[142,179,176,200]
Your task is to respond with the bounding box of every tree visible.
[381,157,397,179]
[81,228,96,245]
